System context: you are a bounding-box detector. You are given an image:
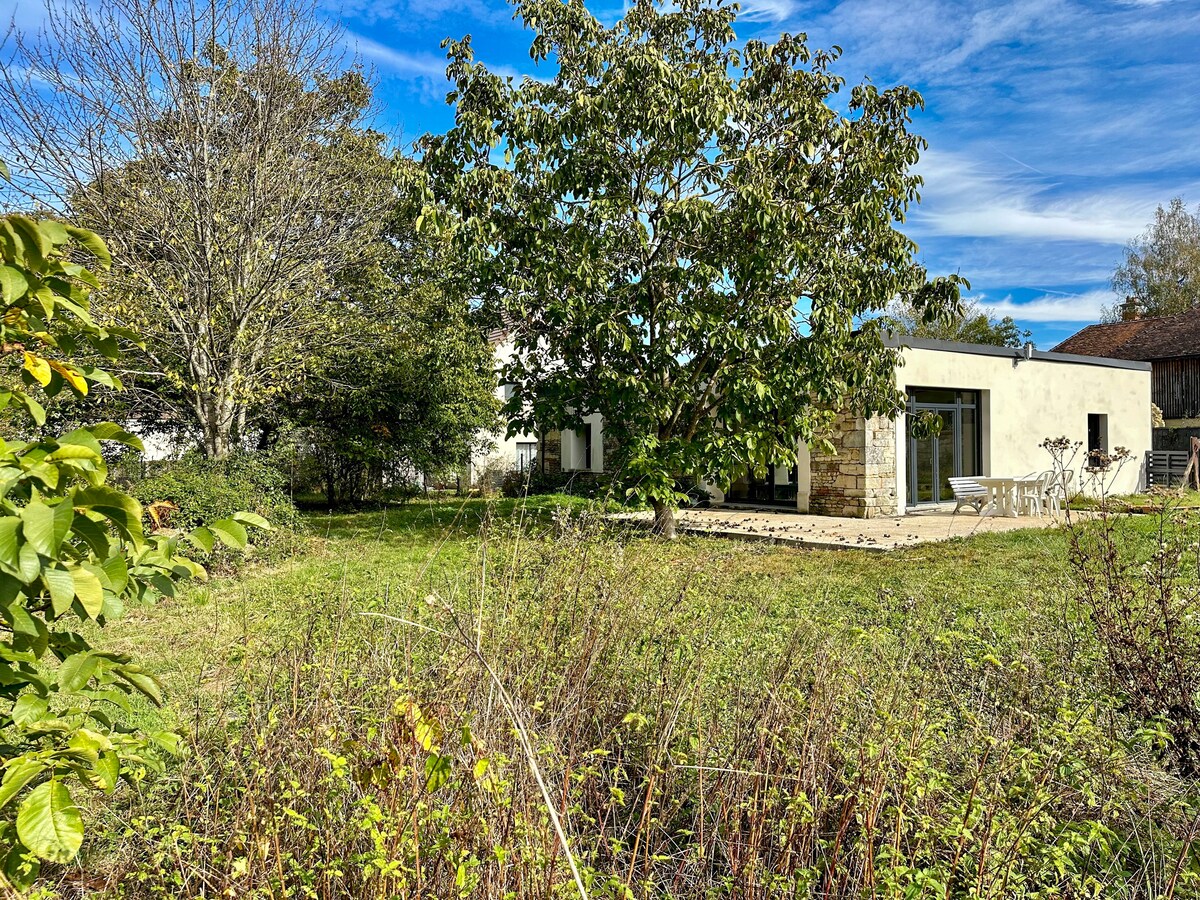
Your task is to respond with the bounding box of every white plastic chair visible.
[1045,469,1073,516]
[1021,470,1054,517]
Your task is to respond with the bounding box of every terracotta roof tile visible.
[1052,308,1200,361]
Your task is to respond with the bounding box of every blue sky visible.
[5,0,1199,346]
[332,0,1200,347]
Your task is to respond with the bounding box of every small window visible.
[515,441,538,472]
[1087,414,1109,468]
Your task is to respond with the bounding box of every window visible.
[584,423,594,471]
[515,441,538,472]
[1087,414,1109,468]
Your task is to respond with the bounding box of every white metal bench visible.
[948,477,989,514]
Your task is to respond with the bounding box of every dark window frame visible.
[905,387,982,505]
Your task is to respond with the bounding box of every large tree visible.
[285,181,500,507]
[0,0,394,457]
[882,298,1027,347]
[421,0,963,535]
[1107,197,1200,320]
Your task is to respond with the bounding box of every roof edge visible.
[884,333,1152,371]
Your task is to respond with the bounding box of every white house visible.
[471,333,1153,516]
[467,332,607,484]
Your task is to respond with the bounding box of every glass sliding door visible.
[726,464,799,506]
[906,389,980,506]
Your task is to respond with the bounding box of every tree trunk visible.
[324,469,337,510]
[197,391,236,459]
[201,414,229,459]
[651,499,677,539]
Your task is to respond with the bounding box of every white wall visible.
[561,412,605,472]
[894,344,1152,511]
[469,338,539,483]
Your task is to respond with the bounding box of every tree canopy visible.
[283,178,499,507]
[0,0,394,458]
[1108,197,1200,320]
[882,298,1027,347]
[421,0,964,534]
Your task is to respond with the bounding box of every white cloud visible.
[912,149,1159,244]
[345,33,449,80]
[735,0,800,22]
[346,31,535,86]
[923,205,1142,244]
[981,290,1115,323]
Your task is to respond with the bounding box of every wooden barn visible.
[1054,305,1200,456]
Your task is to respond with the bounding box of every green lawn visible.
[86,496,1199,900]
[104,495,1076,724]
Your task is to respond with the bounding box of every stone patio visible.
[618,504,1058,552]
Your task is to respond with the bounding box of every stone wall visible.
[539,430,563,474]
[809,412,899,518]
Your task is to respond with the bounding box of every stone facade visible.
[538,430,563,474]
[809,412,898,518]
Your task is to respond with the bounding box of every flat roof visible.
[883,333,1152,372]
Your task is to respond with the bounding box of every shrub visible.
[500,467,615,500]
[132,452,303,535]
[1063,494,1200,776]
[1044,435,1200,776]
[0,201,261,889]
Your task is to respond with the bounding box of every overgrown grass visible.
[45,497,1200,897]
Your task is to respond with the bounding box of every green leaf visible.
[55,429,103,458]
[7,217,50,266]
[71,517,111,558]
[73,487,143,541]
[67,727,110,759]
[38,220,68,246]
[88,423,144,451]
[18,394,46,427]
[46,444,100,462]
[0,265,29,303]
[424,752,453,792]
[16,779,83,863]
[186,527,214,554]
[0,518,21,572]
[63,225,111,268]
[99,590,124,622]
[0,759,44,809]
[16,541,40,584]
[93,751,119,793]
[4,599,40,644]
[20,502,59,557]
[230,511,271,530]
[116,667,163,707]
[209,519,248,549]
[99,555,128,595]
[11,695,48,729]
[57,652,97,693]
[68,566,104,619]
[148,730,181,755]
[42,566,75,618]
[87,424,141,448]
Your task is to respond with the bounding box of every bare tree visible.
[0,0,394,456]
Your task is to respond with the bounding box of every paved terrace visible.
[617,505,1057,552]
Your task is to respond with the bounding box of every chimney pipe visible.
[1120,296,1141,321]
